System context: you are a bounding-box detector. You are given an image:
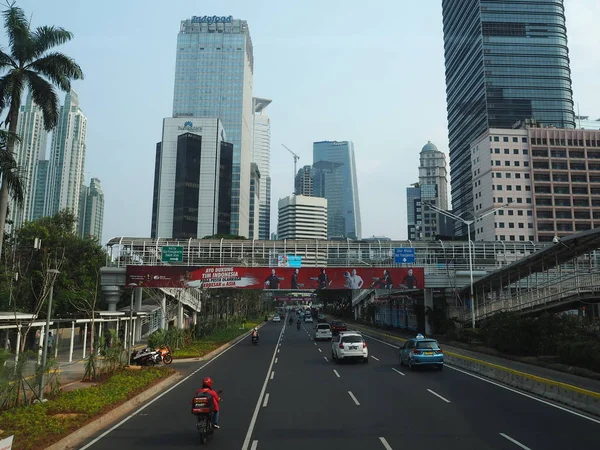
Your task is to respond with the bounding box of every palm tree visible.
[0,3,83,257]
[0,129,24,206]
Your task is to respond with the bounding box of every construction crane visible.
[282,144,300,180]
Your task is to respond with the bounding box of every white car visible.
[314,323,332,341]
[331,331,368,363]
[304,315,313,323]
[272,315,281,322]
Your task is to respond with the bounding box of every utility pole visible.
[282,144,300,190]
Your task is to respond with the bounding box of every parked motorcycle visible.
[192,390,222,445]
[130,347,161,366]
[156,345,173,364]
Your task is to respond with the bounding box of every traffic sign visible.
[394,247,415,264]
[162,246,184,262]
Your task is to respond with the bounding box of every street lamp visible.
[40,268,60,400]
[424,202,511,328]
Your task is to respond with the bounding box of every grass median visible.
[0,366,175,450]
[173,321,260,359]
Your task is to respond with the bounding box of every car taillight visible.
[363,342,367,348]
[436,349,443,354]
[339,343,344,349]
[413,349,422,355]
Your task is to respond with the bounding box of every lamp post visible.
[40,268,60,400]
[424,202,511,328]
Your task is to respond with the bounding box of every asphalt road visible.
[80,315,600,450]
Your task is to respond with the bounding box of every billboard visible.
[126,266,424,290]
[277,255,302,268]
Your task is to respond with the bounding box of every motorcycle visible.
[251,332,259,345]
[192,390,222,445]
[130,347,161,366]
[156,345,173,364]
[297,322,301,331]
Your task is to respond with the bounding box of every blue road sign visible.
[394,247,415,264]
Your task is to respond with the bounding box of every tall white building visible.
[46,90,87,219]
[10,91,48,228]
[151,118,233,239]
[252,97,271,240]
[278,195,327,240]
[418,141,449,239]
[78,177,104,241]
[173,16,254,237]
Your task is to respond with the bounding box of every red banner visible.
[126,266,424,290]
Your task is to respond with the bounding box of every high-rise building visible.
[151,118,233,239]
[173,16,254,237]
[249,162,261,239]
[10,91,48,228]
[312,141,361,239]
[576,116,600,130]
[418,141,449,239]
[406,184,421,240]
[252,97,271,240]
[46,90,87,220]
[277,195,327,240]
[442,0,575,236]
[295,165,313,196]
[31,160,49,222]
[78,177,104,241]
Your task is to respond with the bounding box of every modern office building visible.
[277,195,327,240]
[418,141,449,239]
[406,184,421,240]
[45,90,87,221]
[470,126,600,243]
[10,91,49,228]
[312,141,361,239]
[151,118,233,239]
[173,16,254,237]
[78,177,104,241]
[249,162,261,239]
[576,116,600,130]
[295,165,314,197]
[441,0,575,236]
[31,160,49,221]
[252,97,271,240]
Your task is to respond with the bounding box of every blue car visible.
[399,334,444,370]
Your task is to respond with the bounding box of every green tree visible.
[0,3,84,258]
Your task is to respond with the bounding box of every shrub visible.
[557,340,600,373]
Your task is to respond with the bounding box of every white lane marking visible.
[270,371,275,380]
[241,323,285,450]
[318,348,322,353]
[427,388,451,403]
[324,356,329,362]
[348,391,360,406]
[250,440,258,450]
[379,437,393,450]
[314,342,317,346]
[371,356,380,361]
[499,433,532,450]
[277,349,280,354]
[392,368,405,376]
[446,365,600,425]
[262,393,269,407]
[333,369,340,378]
[275,358,278,364]
[79,325,258,450]
[363,333,400,349]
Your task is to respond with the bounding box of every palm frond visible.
[0,71,25,127]
[31,26,74,58]
[0,49,17,69]
[28,52,84,92]
[0,148,26,204]
[0,129,22,147]
[2,5,31,65]
[24,70,59,130]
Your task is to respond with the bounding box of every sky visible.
[3,0,600,245]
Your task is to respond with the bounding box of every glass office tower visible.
[442,0,575,236]
[313,141,362,240]
[173,16,254,237]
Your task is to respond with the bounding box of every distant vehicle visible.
[314,323,332,341]
[399,334,444,370]
[330,321,347,335]
[272,315,281,322]
[331,331,368,363]
[304,315,313,323]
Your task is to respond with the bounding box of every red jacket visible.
[196,388,220,411]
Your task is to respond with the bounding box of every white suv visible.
[331,331,368,363]
[314,323,332,340]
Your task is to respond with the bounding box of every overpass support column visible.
[135,287,143,341]
[160,294,167,330]
[177,301,184,329]
[102,285,122,312]
[424,288,434,336]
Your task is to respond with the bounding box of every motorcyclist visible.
[252,327,259,341]
[289,316,293,325]
[195,377,220,429]
[297,318,301,330]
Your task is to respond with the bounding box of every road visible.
[80,315,600,450]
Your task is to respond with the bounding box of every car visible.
[330,321,347,335]
[272,315,281,322]
[314,323,332,341]
[331,331,368,363]
[399,334,444,370]
[304,315,313,323]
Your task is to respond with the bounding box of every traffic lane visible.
[357,334,600,450]
[251,322,376,450]
[82,321,283,450]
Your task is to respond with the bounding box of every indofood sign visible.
[191,15,233,24]
[178,121,202,132]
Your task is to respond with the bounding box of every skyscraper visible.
[78,177,105,241]
[406,184,421,240]
[173,15,254,237]
[10,91,48,228]
[418,141,449,239]
[312,141,361,239]
[252,97,271,240]
[249,162,260,239]
[295,165,314,197]
[278,195,327,240]
[442,0,575,235]
[46,90,87,219]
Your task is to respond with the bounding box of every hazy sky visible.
[3,0,600,244]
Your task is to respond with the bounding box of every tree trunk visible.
[0,105,22,259]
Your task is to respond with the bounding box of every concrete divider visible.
[350,323,600,417]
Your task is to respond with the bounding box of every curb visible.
[45,371,183,450]
[349,323,600,417]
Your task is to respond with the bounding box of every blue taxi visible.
[399,334,444,370]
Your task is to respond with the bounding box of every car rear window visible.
[342,336,363,343]
[333,322,346,327]
[317,324,330,330]
[416,340,439,349]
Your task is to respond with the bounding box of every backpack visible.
[191,389,214,414]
